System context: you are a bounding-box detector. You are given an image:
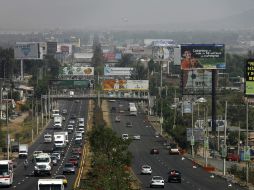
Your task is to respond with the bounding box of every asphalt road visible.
[1,99,88,190]
[110,100,247,190]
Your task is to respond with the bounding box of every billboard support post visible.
[20,59,24,81]
[212,70,217,133]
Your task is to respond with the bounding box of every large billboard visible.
[103,52,116,61]
[104,67,133,76]
[59,67,94,76]
[180,44,225,70]
[49,80,90,88]
[14,42,41,60]
[182,70,212,95]
[245,59,254,96]
[103,80,149,91]
[186,128,205,142]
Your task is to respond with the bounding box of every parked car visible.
[226,153,239,162]
[126,122,133,127]
[133,135,141,140]
[168,169,181,183]
[122,134,129,140]
[150,176,164,188]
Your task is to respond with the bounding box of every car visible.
[70,114,76,120]
[111,107,117,113]
[133,135,141,140]
[69,156,79,166]
[75,100,80,103]
[67,125,74,133]
[150,148,159,154]
[52,152,61,160]
[168,170,181,183]
[55,175,68,187]
[72,147,82,155]
[69,120,75,124]
[33,150,43,160]
[169,143,180,155]
[63,163,75,175]
[141,165,152,175]
[122,134,129,140]
[226,153,239,162]
[150,176,165,188]
[62,116,66,121]
[62,109,67,115]
[115,115,121,122]
[72,153,80,160]
[51,155,58,166]
[108,99,116,102]
[126,122,133,127]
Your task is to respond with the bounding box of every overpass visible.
[41,91,150,101]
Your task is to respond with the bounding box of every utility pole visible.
[246,99,249,185]
[223,101,227,176]
[6,100,9,160]
[191,102,194,159]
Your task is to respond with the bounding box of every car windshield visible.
[65,163,73,167]
[36,157,50,162]
[153,176,163,180]
[0,165,9,176]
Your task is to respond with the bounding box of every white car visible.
[67,125,74,133]
[141,165,152,175]
[133,135,141,140]
[122,134,128,140]
[150,176,165,188]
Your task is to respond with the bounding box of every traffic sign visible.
[221,145,227,158]
[243,146,251,161]
[191,135,195,146]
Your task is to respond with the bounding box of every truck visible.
[44,133,52,143]
[0,160,14,187]
[19,144,28,158]
[129,102,137,116]
[38,179,64,190]
[53,132,67,148]
[34,153,52,176]
[57,131,69,144]
[53,115,63,129]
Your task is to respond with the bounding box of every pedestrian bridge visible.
[42,93,149,101]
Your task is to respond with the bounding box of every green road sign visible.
[243,146,251,161]
[204,138,209,149]
[191,136,195,146]
[221,145,227,158]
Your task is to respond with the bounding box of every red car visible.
[69,157,79,166]
[72,147,82,155]
[226,153,239,162]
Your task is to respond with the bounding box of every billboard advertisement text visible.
[14,42,41,60]
[103,80,149,91]
[59,67,94,76]
[181,44,225,70]
[104,66,133,76]
[245,59,254,96]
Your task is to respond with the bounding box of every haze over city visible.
[0,0,254,31]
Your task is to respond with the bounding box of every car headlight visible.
[34,166,39,170]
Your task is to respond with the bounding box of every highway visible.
[1,99,88,190]
[110,100,247,190]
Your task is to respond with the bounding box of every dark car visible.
[150,148,159,154]
[126,122,133,127]
[168,170,181,183]
[63,163,75,175]
[69,157,79,167]
[72,147,82,155]
[111,107,117,113]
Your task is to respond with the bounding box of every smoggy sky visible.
[0,0,254,31]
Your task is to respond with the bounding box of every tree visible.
[130,62,148,80]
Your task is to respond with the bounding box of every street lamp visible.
[196,97,208,167]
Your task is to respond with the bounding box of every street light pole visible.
[191,102,194,159]
[246,99,249,185]
[223,101,227,176]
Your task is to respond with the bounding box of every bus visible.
[0,160,14,187]
[38,179,64,190]
[129,102,137,116]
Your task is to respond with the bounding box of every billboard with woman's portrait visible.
[180,44,225,70]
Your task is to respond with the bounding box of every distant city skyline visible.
[0,0,254,31]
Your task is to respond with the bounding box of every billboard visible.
[182,70,212,95]
[49,80,90,88]
[104,66,133,76]
[103,80,149,91]
[186,128,205,142]
[103,52,116,61]
[14,42,41,60]
[180,44,225,70]
[245,59,254,96]
[59,67,94,76]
